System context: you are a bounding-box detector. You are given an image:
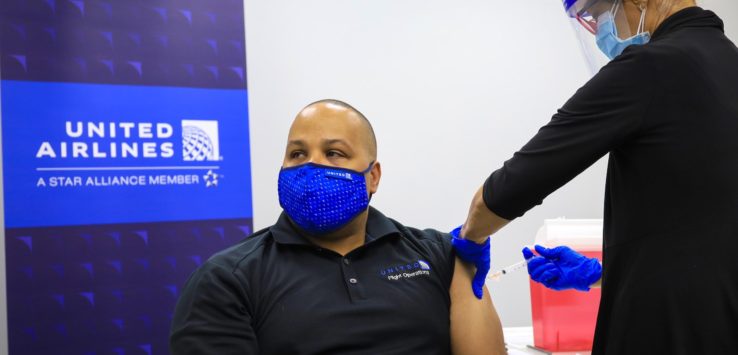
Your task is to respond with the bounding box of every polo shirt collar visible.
[270,207,401,246]
[365,207,402,242]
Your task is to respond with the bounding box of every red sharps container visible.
[529,219,603,353]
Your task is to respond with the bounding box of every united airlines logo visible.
[33,120,224,189]
[35,121,176,159]
[35,120,222,162]
[380,260,432,281]
[182,120,221,161]
[418,260,431,270]
[325,170,353,181]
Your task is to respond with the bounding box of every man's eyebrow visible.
[323,139,350,146]
[287,140,306,147]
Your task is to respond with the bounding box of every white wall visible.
[243,0,738,327]
[700,0,738,39]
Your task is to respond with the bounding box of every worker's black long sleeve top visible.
[483,7,738,354]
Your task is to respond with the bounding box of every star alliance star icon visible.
[204,170,220,187]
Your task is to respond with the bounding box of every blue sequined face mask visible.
[278,162,374,235]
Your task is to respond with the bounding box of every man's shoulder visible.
[205,227,274,272]
[383,215,452,251]
[368,207,451,246]
[398,223,451,245]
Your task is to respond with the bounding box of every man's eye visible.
[290,151,305,159]
[327,151,345,158]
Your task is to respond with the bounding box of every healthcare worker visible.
[457,0,738,353]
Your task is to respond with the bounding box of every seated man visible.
[170,99,505,354]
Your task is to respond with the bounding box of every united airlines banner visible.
[3,82,251,227]
[1,0,252,354]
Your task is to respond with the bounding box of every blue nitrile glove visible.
[450,226,490,299]
[522,245,602,291]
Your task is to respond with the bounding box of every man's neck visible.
[304,212,369,256]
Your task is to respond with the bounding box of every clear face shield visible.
[564,0,647,75]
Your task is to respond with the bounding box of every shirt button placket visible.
[345,258,356,284]
[342,256,365,301]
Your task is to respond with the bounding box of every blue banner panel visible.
[0,0,247,89]
[5,219,252,355]
[1,0,253,354]
[2,80,252,228]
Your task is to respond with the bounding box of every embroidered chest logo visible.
[379,260,432,281]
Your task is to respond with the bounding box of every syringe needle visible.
[487,259,529,281]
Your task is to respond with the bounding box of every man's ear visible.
[367,161,382,195]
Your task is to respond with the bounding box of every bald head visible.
[282,98,383,208]
[301,99,377,160]
[284,100,377,169]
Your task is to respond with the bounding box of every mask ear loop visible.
[604,1,621,37]
[611,0,620,16]
[361,161,375,174]
[636,4,647,34]
[362,161,376,200]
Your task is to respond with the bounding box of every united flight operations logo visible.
[33,120,224,189]
[380,260,432,281]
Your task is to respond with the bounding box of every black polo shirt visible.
[170,207,455,355]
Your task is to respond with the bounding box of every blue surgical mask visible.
[278,162,373,235]
[596,2,650,60]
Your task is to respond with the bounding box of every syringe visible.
[487,259,529,281]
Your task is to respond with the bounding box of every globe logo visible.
[182,125,215,161]
[418,260,431,270]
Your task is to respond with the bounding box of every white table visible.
[503,327,592,355]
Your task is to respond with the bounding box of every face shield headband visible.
[562,0,651,74]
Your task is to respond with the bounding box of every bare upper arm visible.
[449,258,506,355]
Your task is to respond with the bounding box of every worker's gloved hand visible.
[450,226,490,299]
[522,245,602,292]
